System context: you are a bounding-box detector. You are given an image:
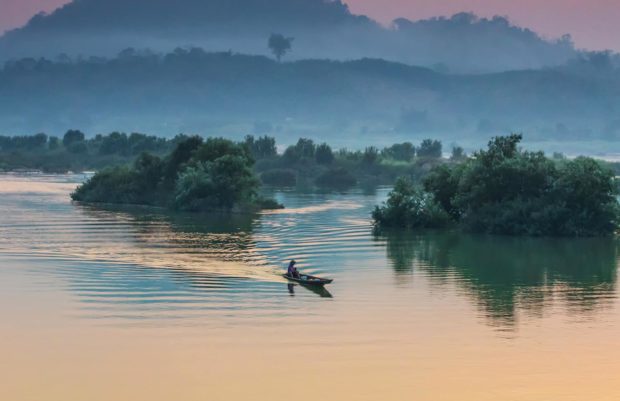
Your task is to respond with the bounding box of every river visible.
[1,173,619,401]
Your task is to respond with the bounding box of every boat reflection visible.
[287,283,333,298]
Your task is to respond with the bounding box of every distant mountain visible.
[0,0,579,72]
[1,49,618,149]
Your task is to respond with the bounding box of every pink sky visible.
[0,0,618,50]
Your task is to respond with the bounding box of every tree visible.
[48,136,60,150]
[376,135,620,236]
[372,177,451,229]
[163,135,204,187]
[99,132,128,155]
[67,141,88,154]
[133,152,164,191]
[549,157,619,236]
[283,138,315,164]
[129,133,163,155]
[450,146,466,161]
[72,136,277,212]
[63,129,85,147]
[283,146,300,164]
[268,34,294,62]
[423,164,463,219]
[295,138,315,158]
[29,133,48,149]
[315,143,334,165]
[382,142,415,162]
[244,135,277,159]
[417,139,442,158]
[174,139,259,210]
[362,146,379,165]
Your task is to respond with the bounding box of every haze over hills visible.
[1,0,619,156]
[0,0,579,73]
[2,48,619,154]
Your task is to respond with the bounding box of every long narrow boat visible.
[283,273,333,286]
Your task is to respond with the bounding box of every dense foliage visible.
[72,137,281,212]
[374,135,620,237]
[1,131,452,190]
[252,136,447,190]
[372,178,451,229]
[0,130,178,172]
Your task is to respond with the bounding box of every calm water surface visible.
[1,173,619,401]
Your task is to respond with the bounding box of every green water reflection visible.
[377,231,619,325]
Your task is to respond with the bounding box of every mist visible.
[1,47,619,156]
[0,0,619,157]
[0,0,580,73]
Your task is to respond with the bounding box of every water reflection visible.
[77,204,337,303]
[76,203,261,266]
[3,174,619,330]
[377,231,619,326]
[287,283,333,298]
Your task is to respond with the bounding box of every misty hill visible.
[1,49,619,151]
[0,0,578,73]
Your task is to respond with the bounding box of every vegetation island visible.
[373,135,620,236]
[71,136,281,213]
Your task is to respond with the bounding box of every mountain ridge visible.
[2,48,618,146]
[0,0,578,73]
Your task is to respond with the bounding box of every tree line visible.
[0,131,460,190]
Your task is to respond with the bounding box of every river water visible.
[1,173,619,401]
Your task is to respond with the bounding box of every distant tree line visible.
[0,130,466,192]
[0,130,184,172]
[243,135,458,190]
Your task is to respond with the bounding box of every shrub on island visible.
[72,137,282,212]
[374,135,620,237]
[372,177,452,229]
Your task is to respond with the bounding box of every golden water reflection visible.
[1,174,620,400]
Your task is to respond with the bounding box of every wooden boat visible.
[283,273,333,286]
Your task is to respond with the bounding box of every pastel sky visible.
[0,0,618,50]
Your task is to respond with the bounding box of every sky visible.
[0,0,618,51]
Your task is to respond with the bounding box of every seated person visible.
[287,260,300,278]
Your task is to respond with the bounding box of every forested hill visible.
[1,49,619,147]
[0,0,578,72]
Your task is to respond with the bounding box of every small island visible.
[373,134,620,237]
[71,136,282,213]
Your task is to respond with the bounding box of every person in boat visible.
[287,260,300,279]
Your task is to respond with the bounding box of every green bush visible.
[244,135,277,159]
[72,166,143,204]
[315,143,335,165]
[73,137,277,213]
[373,177,451,229]
[379,134,620,237]
[382,142,415,162]
[418,139,442,158]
